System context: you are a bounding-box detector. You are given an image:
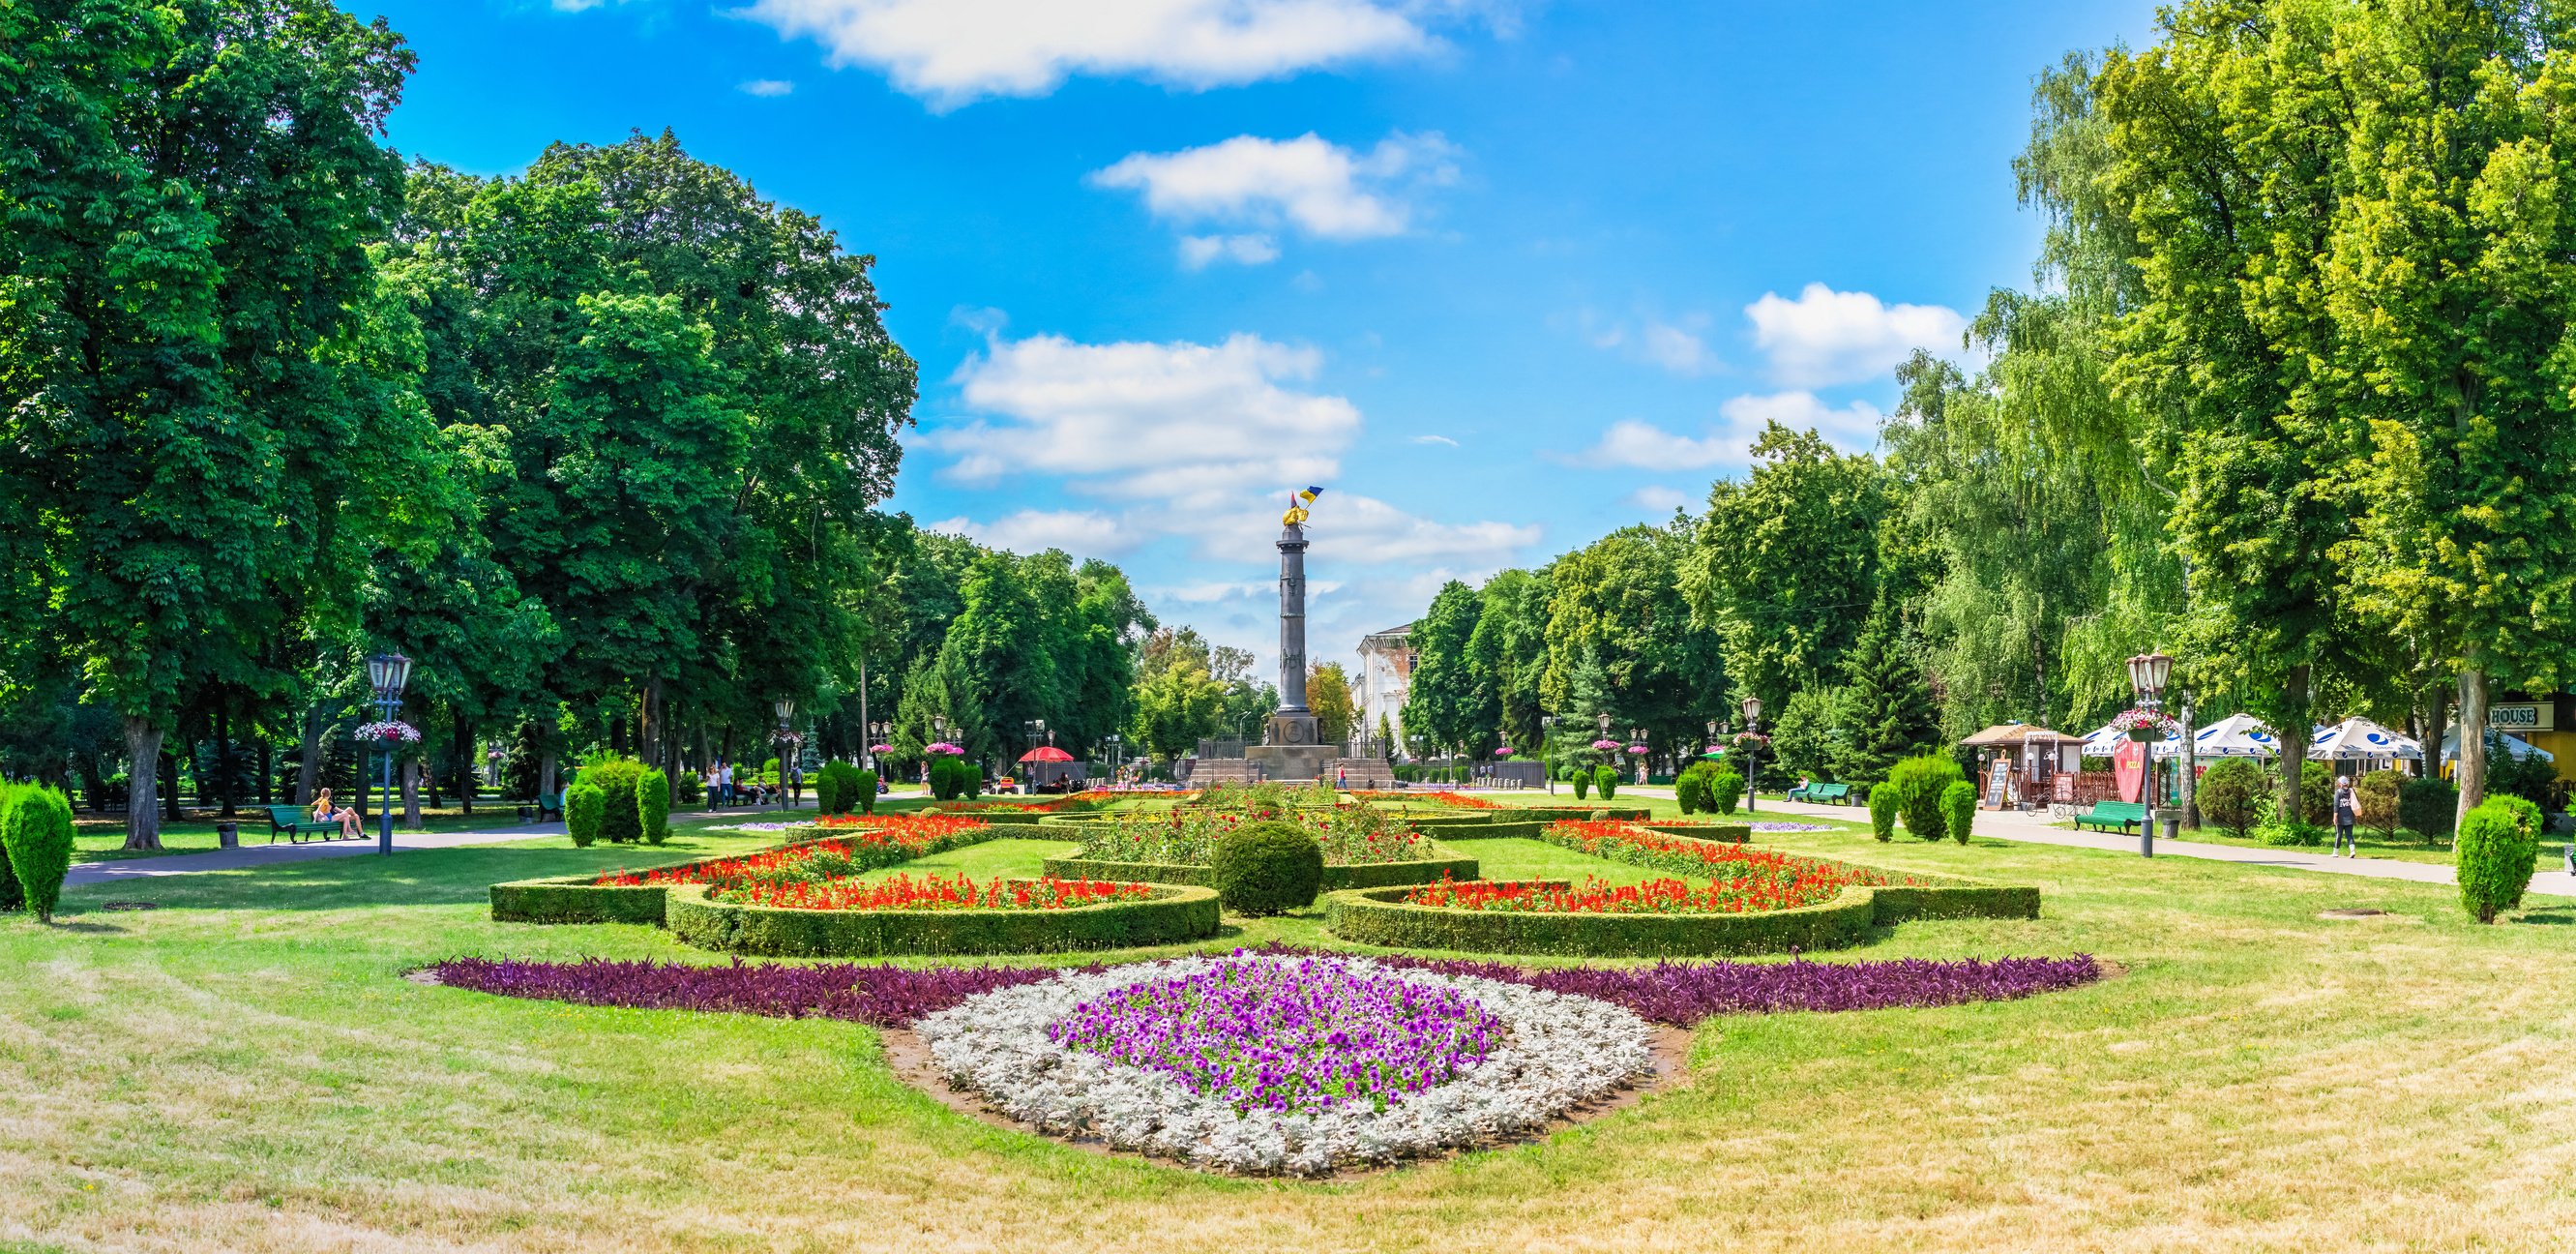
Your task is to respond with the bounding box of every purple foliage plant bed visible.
[422,945,2099,1030]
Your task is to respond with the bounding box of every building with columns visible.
[1353,624,1415,757]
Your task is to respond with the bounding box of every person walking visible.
[2331,774,2362,857]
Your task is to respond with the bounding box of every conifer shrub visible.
[1593,764,1619,800]
[579,759,647,843]
[1674,767,1705,814]
[1209,820,1324,916]
[1572,770,1591,801]
[1888,754,1965,843]
[637,768,670,845]
[1869,785,1898,843]
[0,785,74,923]
[2197,758,2266,839]
[2295,761,2333,825]
[814,766,841,817]
[1709,770,1746,815]
[1939,780,1977,846]
[2455,794,2542,924]
[564,784,606,848]
[855,769,878,814]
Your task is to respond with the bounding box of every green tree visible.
[1834,594,1943,783]
[1403,581,1490,760]
[1,0,442,849]
[1542,520,1727,766]
[1132,661,1227,761]
[1308,663,1357,746]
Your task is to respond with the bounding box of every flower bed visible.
[1042,804,1479,890]
[1327,830,2042,956]
[1347,790,1500,810]
[488,816,997,925]
[426,944,2102,1030]
[664,880,1222,956]
[1636,821,1754,843]
[920,952,1652,1174]
[1402,872,1861,915]
[717,873,1150,911]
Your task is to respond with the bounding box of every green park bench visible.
[2074,801,2151,834]
[1791,782,1853,805]
[261,805,346,844]
[535,791,563,822]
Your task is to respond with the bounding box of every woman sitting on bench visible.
[312,789,361,838]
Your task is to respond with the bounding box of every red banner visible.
[2113,739,2145,803]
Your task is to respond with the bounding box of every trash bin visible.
[217,821,239,850]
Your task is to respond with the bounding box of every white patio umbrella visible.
[2078,719,2184,759]
[2308,717,2424,761]
[2186,712,2281,759]
[2439,727,2555,762]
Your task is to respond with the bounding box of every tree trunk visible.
[2422,680,2449,789]
[163,748,183,822]
[456,709,474,817]
[641,676,663,771]
[539,751,558,800]
[216,699,238,818]
[2178,697,2200,830]
[2276,664,2311,823]
[402,758,424,828]
[2456,664,2489,828]
[123,717,165,850]
[298,702,325,805]
[257,732,272,806]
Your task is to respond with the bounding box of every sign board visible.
[1985,761,2010,810]
[2054,774,2076,803]
[2489,703,2552,731]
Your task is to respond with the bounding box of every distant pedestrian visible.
[2332,775,2360,857]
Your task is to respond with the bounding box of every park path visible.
[1537,786,2576,901]
[64,801,814,889]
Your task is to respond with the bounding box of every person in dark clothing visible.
[2331,775,2361,857]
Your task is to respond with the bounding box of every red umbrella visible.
[1018,746,1075,762]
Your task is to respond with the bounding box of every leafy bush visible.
[1709,770,1745,815]
[676,771,703,804]
[814,766,841,817]
[929,757,960,800]
[1593,764,1618,800]
[855,769,877,814]
[1208,820,1324,916]
[637,768,670,845]
[578,759,647,843]
[1673,766,1706,815]
[1888,754,1965,843]
[2399,776,2458,841]
[2356,770,2403,841]
[2455,795,2542,923]
[564,783,605,848]
[2197,758,2266,839]
[962,762,982,799]
[0,785,74,922]
[1939,780,1977,846]
[2295,761,2333,824]
[2256,821,2327,848]
[1869,785,1898,843]
[1572,770,1590,801]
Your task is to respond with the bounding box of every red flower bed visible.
[1349,790,1499,809]
[718,874,1152,911]
[1545,820,1910,882]
[592,815,989,888]
[1402,872,1860,915]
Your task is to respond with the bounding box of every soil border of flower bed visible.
[487,821,1000,925]
[1321,831,2040,957]
[663,880,1223,956]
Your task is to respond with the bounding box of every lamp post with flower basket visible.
[772,698,796,811]
[1540,714,1557,794]
[2120,651,2177,855]
[1739,696,1763,812]
[360,653,415,855]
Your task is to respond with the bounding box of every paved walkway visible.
[66,801,815,889]
[1511,786,2576,900]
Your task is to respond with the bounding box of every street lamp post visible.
[1541,715,1556,794]
[2124,651,2175,856]
[774,697,795,811]
[366,653,413,855]
[1740,696,1762,813]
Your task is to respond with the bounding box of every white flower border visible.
[917,953,1654,1175]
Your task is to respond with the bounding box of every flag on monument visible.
[1299,487,1323,504]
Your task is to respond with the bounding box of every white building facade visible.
[1352,624,1414,758]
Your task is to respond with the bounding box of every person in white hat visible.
[2331,774,2361,857]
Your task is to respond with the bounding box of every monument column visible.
[1247,517,1329,779]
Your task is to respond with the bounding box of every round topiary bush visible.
[1939,780,1977,845]
[1888,754,1965,842]
[1593,764,1619,800]
[855,769,878,815]
[1209,820,1324,916]
[1709,770,1746,816]
[579,759,647,843]
[1868,784,1898,843]
[1674,767,1705,815]
[2455,794,2541,923]
[2198,758,2267,839]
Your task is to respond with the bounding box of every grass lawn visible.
[72,806,549,864]
[5,815,2575,1252]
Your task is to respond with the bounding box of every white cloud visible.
[1173,492,1538,566]
[733,0,1465,109]
[737,78,797,96]
[1622,485,1690,513]
[933,331,1361,504]
[1577,307,1720,376]
[1554,392,1884,470]
[1178,233,1280,268]
[926,509,1142,556]
[1092,132,1457,243]
[1745,283,1966,388]
[1638,317,1715,375]
[1410,434,1458,446]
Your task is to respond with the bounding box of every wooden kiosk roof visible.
[1957,723,2078,747]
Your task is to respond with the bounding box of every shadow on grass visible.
[2513,907,2576,926]
[55,843,731,912]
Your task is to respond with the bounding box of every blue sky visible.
[370,0,2157,677]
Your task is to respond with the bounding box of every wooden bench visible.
[2074,801,2151,834]
[1791,782,1853,805]
[261,805,346,844]
[534,792,563,822]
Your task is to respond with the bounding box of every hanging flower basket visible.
[868,744,895,754]
[925,741,964,756]
[1493,747,1514,758]
[2112,707,2179,741]
[1626,744,1650,754]
[356,721,421,743]
[1590,738,1621,752]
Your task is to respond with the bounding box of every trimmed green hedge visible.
[1638,821,1752,843]
[1322,855,2039,957]
[1040,842,1479,890]
[488,823,1001,924]
[665,881,1223,956]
